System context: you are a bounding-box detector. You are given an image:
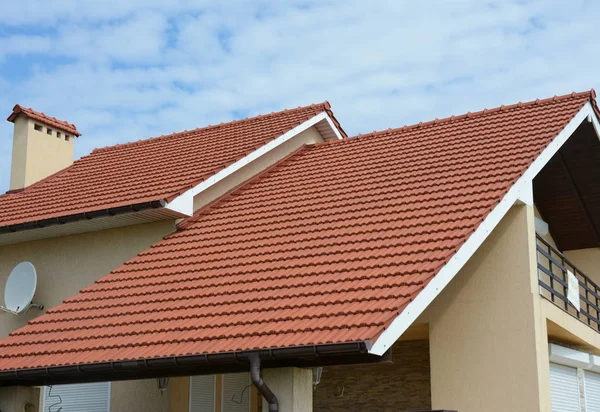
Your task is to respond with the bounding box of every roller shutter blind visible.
[222,373,250,412]
[190,375,216,412]
[43,382,110,412]
[550,363,580,412]
[584,370,600,411]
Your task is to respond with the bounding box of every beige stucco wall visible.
[110,379,170,412]
[0,386,39,412]
[428,204,552,412]
[193,126,324,211]
[10,116,75,190]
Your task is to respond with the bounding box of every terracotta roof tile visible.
[7,105,81,137]
[0,91,593,372]
[0,102,340,228]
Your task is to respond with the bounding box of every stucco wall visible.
[428,204,552,412]
[0,386,39,412]
[110,379,170,412]
[313,340,431,412]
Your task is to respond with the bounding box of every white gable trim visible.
[165,112,343,216]
[369,102,596,356]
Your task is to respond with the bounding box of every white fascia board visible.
[549,343,593,369]
[369,102,595,356]
[165,112,343,216]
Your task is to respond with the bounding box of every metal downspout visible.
[249,353,278,412]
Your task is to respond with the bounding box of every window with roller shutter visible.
[189,373,251,412]
[550,363,580,412]
[42,382,110,412]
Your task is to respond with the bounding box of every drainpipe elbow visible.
[249,353,278,412]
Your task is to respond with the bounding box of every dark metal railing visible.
[537,234,600,331]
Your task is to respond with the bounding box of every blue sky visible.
[0,0,598,192]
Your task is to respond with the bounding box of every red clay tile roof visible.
[0,91,593,372]
[7,105,81,137]
[0,102,342,228]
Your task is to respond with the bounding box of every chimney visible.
[7,105,81,191]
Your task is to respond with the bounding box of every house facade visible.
[0,92,599,412]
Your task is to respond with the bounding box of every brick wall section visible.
[313,340,431,412]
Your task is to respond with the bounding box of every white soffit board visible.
[369,102,596,356]
[165,112,343,216]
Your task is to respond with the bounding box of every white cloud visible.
[0,0,599,191]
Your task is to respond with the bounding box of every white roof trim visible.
[322,114,345,140]
[165,112,343,216]
[369,102,595,356]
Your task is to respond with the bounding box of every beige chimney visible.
[7,105,81,191]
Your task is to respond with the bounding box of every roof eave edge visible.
[369,101,595,356]
[0,340,372,386]
[164,111,344,216]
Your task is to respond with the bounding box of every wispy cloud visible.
[0,0,598,191]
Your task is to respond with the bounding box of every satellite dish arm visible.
[0,301,43,315]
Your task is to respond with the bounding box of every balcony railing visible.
[537,234,600,331]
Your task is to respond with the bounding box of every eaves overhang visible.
[0,341,380,387]
[0,201,186,246]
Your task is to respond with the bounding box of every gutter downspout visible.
[249,353,278,412]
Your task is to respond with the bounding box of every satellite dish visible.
[1,262,43,315]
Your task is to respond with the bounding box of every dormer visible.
[7,105,81,191]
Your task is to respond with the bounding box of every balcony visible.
[536,234,600,331]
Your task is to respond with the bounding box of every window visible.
[43,382,110,412]
[57,132,62,138]
[65,134,70,141]
[222,373,250,412]
[584,370,600,411]
[47,128,52,135]
[190,374,250,412]
[190,375,216,412]
[34,124,43,132]
[550,363,581,412]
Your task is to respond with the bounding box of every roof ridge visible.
[312,90,595,148]
[91,101,331,154]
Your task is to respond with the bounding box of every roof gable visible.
[534,119,600,251]
[0,91,593,381]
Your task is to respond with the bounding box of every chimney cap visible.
[7,104,81,137]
